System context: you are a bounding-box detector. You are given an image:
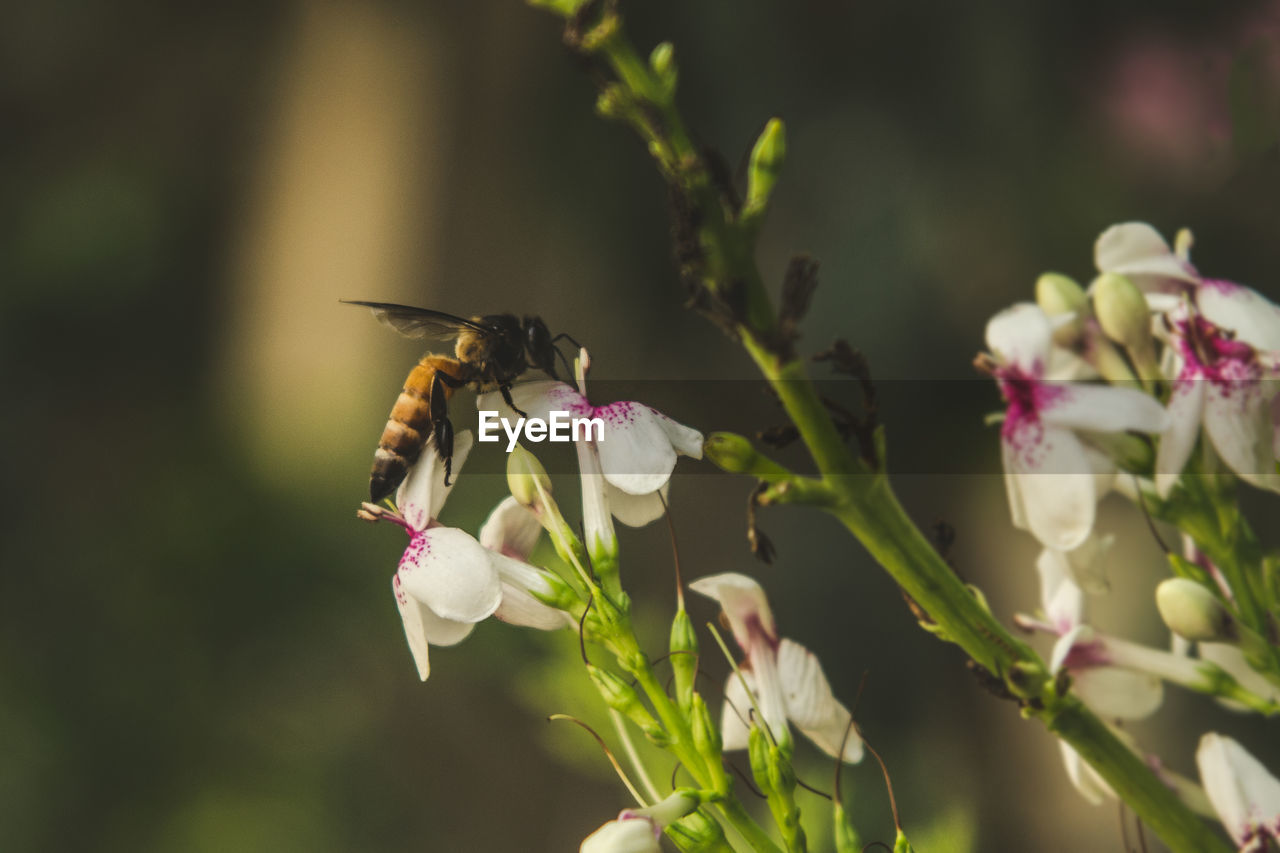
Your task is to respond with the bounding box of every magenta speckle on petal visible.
[1061,638,1110,671]
[996,365,1069,467]
[399,532,431,573]
[1199,278,1241,295]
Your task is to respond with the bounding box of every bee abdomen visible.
[368,357,462,502]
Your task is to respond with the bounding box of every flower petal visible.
[986,303,1052,372]
[1199,643,1280,712]
[1050,624,1088,674]
[688,573,777,648]
[490,552,569,631]
[1197,733,1280,847]
[1156,377,1207,498]
[479,380,588,424]
[1003,425,1096,551]
[1203,370,1280,493]
[580,816,661,853]
[1094,222,1198,290]
[1073,667,1163,720]
[1198,280,1280,353]
[1041,384,1169,434]
[396,430,475,530]
[479,496,543,561]
[398,527,502,624]
[604,481,667,527]
[776,639,862,763]
[653,411,704,459]
[392,573,432,680]
[720,670,756,752]
[596,403,680,495]
[1036,548,1085,631]
[1060,741,1114,805]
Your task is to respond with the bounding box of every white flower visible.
[580,816,660,853]
[1197,733,1280,851]
[580,793,697,853]
[1094,222,1199,299]
[1155,304,1280,497]
[480,353,702,526]
[379,432,565,680]
[689,572,863,763]
[1017,540,1164,721]
[986,304,1169,550]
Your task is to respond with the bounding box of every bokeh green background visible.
[5,1,1280,850]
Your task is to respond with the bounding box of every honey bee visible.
[345,300,575,501]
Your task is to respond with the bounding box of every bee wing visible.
[341,300,490,340]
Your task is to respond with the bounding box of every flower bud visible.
[580,815,660,853]
[507,444,552,509]
[649,42,677,102]
[689,693,722,765]
[669,608,698,711]
[1036,272,1086,316]
[1156,578,1236,642]
[703,432,758,473]
[743,118,786,222]
[1093,272,1153,353]
[667,808,726,853]
[587,665,669,745]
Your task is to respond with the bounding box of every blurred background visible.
[4,0,1280,850]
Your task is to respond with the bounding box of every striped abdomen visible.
[369,354,461,501]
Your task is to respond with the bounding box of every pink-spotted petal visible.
[478,380,587,425]
[1073,667,1163,720]
[776,639,862,763]
[1198,280,1280,353]
[1094,222,1198,290]
[986,303,1052,372]
[398,527,502,624]
[1041,384,1169,435]
[688,573,777,649]
[1203,371,1280,493]
[1156,377,1207,498]
[1197,733,1280,847]
[479,496,543,561]
[396,431,475,530]
[596,403,680,495]
[720,669,756,751]
[1003,425,1096,551]
[392,573,433,681]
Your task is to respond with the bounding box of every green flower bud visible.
[507,444,552,509]
[703,432,758,473]
[689,693,721,763]
[1156,578,1236,642]
[1093,272,1153,354]
[1036,272,1086,316]
[747,725,772,796]
[743,118,786,223]
[833,802,861,853]
[667,808,726,853]
[669,608,698,711]
[649,42,677,102]
[587,665,669,745]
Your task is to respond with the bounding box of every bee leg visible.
[499,383,527,418]
[429,371,456,486]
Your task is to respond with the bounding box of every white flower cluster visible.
[986,223,1280,847]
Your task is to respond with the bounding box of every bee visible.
[345,300,576,501]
